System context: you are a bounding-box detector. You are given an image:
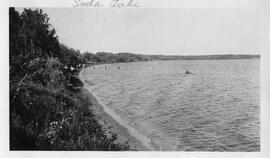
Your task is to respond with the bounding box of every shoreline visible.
[78,67,157,151]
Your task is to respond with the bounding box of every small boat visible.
[185,70,192,74]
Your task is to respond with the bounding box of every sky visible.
[24,8,260,55]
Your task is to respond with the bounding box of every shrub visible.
[9,8,130,151]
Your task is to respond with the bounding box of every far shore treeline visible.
[83,52,259,63]
[9,8,260,150]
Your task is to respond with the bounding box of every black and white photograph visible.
[2,0,270,157]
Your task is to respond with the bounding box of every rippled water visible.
[80,59,260,151]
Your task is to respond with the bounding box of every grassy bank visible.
[10,80,131,150]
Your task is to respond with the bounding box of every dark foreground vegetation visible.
[9,8,130,150]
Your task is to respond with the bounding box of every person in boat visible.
[185,70,192,74]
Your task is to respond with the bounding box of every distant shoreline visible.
[83,52,260,65]
[137,54,260,60]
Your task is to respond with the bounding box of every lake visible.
[80,59,260,151]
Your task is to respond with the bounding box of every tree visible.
[9,8,130,151]
[9,8,61,85]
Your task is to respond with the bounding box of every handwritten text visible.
[72,0,140,8]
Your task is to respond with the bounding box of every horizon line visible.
[82,51,260,56]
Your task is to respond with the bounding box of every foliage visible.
[82,52,150,63]
[59,44,83,67]
[9,7,130,150]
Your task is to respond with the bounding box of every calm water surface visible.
[80,59,260,151]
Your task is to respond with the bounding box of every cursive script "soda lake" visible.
[72,0,140,8]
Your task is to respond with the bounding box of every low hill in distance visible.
[82,52,260,63]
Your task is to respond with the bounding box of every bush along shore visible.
[9,8,131,150]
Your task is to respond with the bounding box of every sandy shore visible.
[79,68,157,150]
[79,87,154,150]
